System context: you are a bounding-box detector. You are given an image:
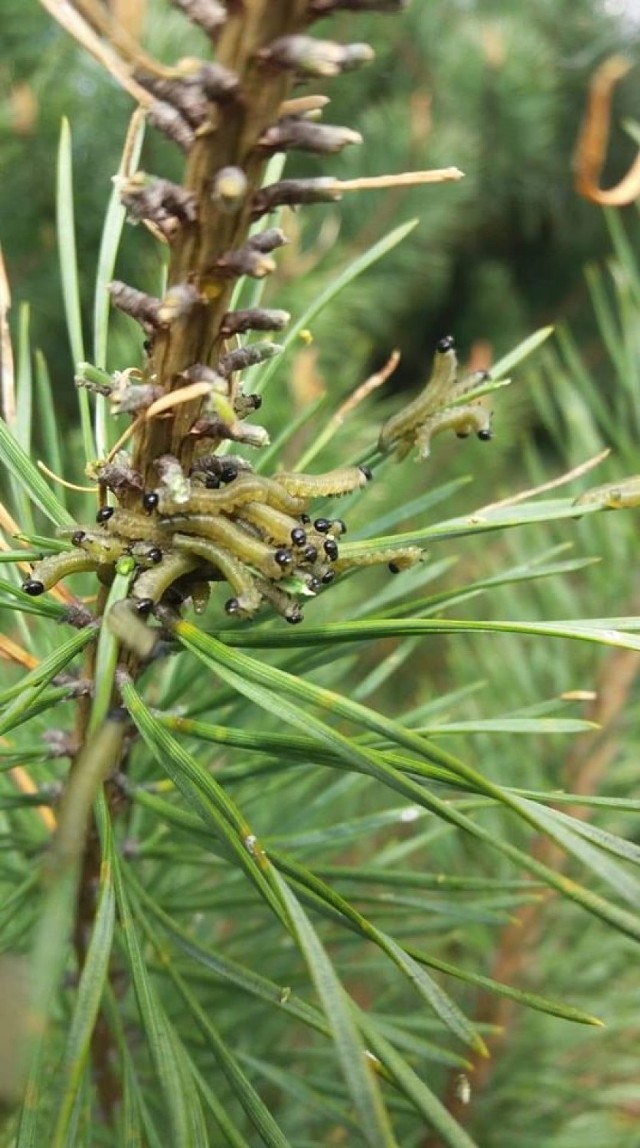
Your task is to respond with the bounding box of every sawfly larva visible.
[172,533,262,615]
[334,545,422,574]
[253,475,307,515]
[237,501,304,546]
[74,533,130,565]
[102,508,172,546]
[378,338,457,453]
[378,333,494,460]
[160,513,286,580]
[573,475,640,511]
[254,578,304,624]
[132,551,200,604]
[157,476,271,516]
[22,551,101,595]
[276,465,371,499]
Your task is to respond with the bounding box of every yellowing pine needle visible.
[145,381,214,419]
[0,501,22,549]
[73,0,176,79]
[104,413,142,461]
[331,168,464,193]
[334,350,401,424]
[0,634,38,669]
[8,766,57,832]
[0,244,15,428]
[37,461,98,493]
[480,449,611,513]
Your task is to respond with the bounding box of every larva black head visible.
[313,517,331,534]
[135,597,154,617]
[477,428,493,442]
[96,506,114,524]
[306,574,321,592]
[358,464,373,482]
[147,547,163,564]
[300,513,311,526]
[142,491,159,513]
[220,464,238,484]
[333,519,347,536]
[291,527,307,547]
[22,578,45,596]
[324,538,339,561]
[388,562,400,574]
[205,475,221,489]
[436,334,455,354]
[274,547,293,569]
[248,393,262,409]
[302,544,318,564]
[321,569,335,585]
[71,530,86,546]
[225,597,240,615]
[286,607,303,624]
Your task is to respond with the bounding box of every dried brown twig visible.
[574,55,640,206]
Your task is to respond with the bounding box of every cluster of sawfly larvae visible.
[20,333,491,636]
[19,0,493,639]
[21,455,420,634]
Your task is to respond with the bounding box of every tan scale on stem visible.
[131,1,313,486]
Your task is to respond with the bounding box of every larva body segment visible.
[378,390,431,452]
[276,465,370,498]
[129,541,166,568]
[172,533,262,614]
[334,544,422,573]
[132,552,200,603]
[414,402,491,458]
[237,501,303,546]
[75,534,130,565]
[251,475,307,515]
[573,475,640,510]
[161,513,285,580]
[104,509,173,546]
[26,550,100,592]
[449,367,491,401]
[378,343,457,452]
[254,577,304,624]
[159,476,271,516]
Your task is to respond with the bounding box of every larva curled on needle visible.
[378,335,458,454]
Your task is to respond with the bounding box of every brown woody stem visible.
[131,1,311,487]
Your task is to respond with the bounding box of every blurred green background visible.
[3,0,640,396]
[3,2,640,1145]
